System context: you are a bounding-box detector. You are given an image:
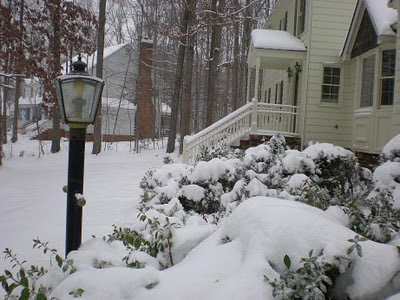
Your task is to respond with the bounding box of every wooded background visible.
[0,0,277,165]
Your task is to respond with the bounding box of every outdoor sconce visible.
[295,62,302,73]
[54,55,104,256]
[287,67,293,82]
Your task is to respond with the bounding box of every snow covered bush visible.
[107,211,178,268]
[195,144,244,162]
[265,251,338,300]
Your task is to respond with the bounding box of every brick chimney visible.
[136,37,155,139]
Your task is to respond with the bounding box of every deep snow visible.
[0,136,168,297]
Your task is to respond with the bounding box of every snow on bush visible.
[20,197,400,300]
[3,134,400,299]
[382,134,400,162]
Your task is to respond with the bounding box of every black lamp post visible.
[54,55,104,256]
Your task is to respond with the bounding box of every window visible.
[297,0,306,36]
[360,55,375,107]
[381,49,396,105]
[294,0,298,36]
[283,12,288,31]
[321,67,341,103]
[275,84,278,104]
[268,88,271,103]
[279,81,284,104]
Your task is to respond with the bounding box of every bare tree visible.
[179,0,197,154]
[92,0,107,155]
[205,0,226,127]
[166,1,189,153]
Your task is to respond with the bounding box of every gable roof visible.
[62,43,131,74]
[340,0,397,58]
[364,0,397,36]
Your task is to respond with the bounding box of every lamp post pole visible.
[54,55,104,257]
[65,127,87,255]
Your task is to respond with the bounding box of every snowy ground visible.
[0,136,169,297]
[2,135,400,299]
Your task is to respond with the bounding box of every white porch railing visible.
[183,99,300,164]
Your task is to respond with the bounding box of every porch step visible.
[234,134,301,150]
[354,151,379,170]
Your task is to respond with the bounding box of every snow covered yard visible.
[2,134,400,299]
[0,136,168,298]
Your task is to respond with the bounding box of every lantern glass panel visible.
[60,78,100,123]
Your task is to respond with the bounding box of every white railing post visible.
[182,136,188,164]
[251,98,258,133]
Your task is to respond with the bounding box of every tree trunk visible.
[232,0,240,110]
[0,70,2,167]
[11,0,24,143]
[179,0,197,154]
[239,0,251,107]
[205,0,225,127]
[11,77,21,143]
[92,0,107,155]
[51,1,61,153]
[166,1,190,153]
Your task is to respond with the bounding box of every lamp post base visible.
[65,127,86,257]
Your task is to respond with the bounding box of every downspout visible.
[301,0,313,149]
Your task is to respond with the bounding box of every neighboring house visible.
[77,43,138,104]
[18,78,43,124]
[89,97,136,141]
[183,0,400,165]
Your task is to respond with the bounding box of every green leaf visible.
[19,269,25,278]
[8,283,17,294]
[20,277,29,288]
[36,293,47,300]
[4,270,12,277]
[134,238,141,249]
[55,255,63,268]
[283,255,291,269]
[347,245,354,255]
[19,287,30,300]
[356,244,363,257]
[308,249,313,257]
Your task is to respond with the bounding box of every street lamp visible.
[54,55,104,256]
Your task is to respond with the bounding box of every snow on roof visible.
[365,0,397,36]
[63,43,129,74]
[251,29,306,52]
[18,96,43,105]
[102,97,136,110]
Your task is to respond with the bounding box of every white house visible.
[183,0,400,165]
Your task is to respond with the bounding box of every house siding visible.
[302,0,357,148]
[90,46,138,103]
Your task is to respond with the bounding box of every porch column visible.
[246,67,251,103]
[254,58,261,100]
